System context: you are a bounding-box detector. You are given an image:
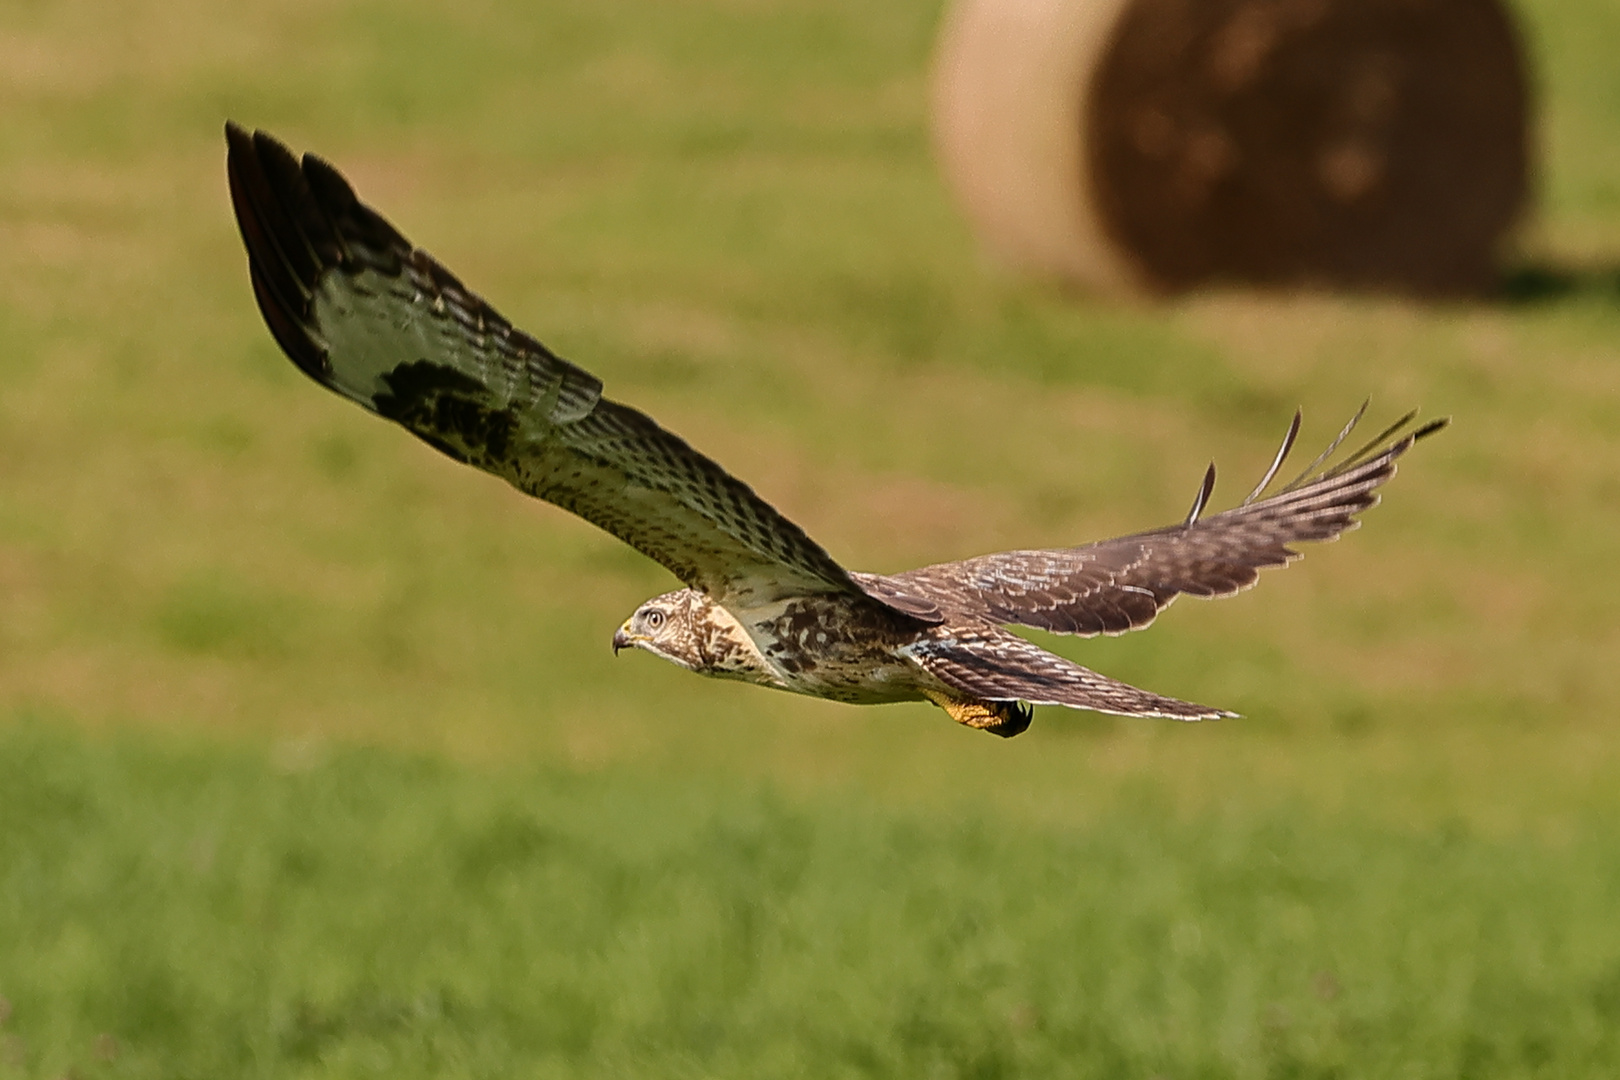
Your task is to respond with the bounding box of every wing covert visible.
[878,409,1447,636]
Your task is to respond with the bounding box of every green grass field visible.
[2,0,1619,1075]
[4,725,1620,1079]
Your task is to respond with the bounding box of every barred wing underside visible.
[225,123,937,619]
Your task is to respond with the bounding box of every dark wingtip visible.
[1184,462,1216,528]
[1371,412,1450,464]
[1243,407,1303,506]
[1412,416,1451,441]
[224,123,335,381]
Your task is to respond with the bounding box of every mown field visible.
[1,0,1618,1076]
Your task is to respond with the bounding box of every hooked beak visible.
[612,624,636,655]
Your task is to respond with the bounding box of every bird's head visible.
[612,589,704,670]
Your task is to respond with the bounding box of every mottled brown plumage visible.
[226,124,1445,738]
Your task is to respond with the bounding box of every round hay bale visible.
[932,0,1530,297]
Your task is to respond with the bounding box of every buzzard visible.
[225,124,1445,738]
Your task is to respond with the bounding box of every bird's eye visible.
[645,609,665,630]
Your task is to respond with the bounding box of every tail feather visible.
[908,628,1233,722]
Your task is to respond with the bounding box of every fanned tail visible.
[908,628,1234,723]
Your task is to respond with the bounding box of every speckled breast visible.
[742,596,926,704]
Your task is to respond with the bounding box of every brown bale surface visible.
[1086,0,1530,295]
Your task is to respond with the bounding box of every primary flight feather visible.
[226,123,1445,737]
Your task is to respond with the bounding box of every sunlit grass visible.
[3,726,1619,1079]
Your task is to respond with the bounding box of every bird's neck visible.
[688,594,790,689]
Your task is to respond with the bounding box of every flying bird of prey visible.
[225,123,1445,738]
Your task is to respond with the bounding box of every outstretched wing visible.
[908,626,1232,720]
[225,123,938,620]
[880,407,1447,636]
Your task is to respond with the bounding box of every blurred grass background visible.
[1,0,1618,1075]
